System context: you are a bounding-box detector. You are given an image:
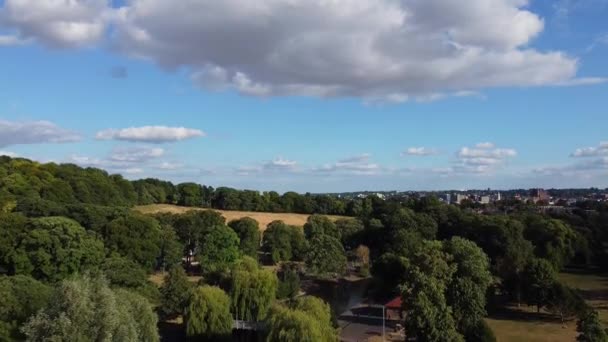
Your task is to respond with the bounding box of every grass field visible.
[135,204,346,230]
[486,270,608,342]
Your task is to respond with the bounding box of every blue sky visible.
[0,0,607,193]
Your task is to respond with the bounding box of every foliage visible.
[546,282,586,323]
[277,264,301,299]
[335,218,364,250]
[522,258,557,311]
[228,217,261,258]
[159,265,193,319]
[577,309,608,342]
[185,286,233,340]
[229,258,278,321]
[11,217,104,282]
[262,221,307,264]
[304,215,340,240]
[443,237,493,333]
[399,241,463,342]
[22,274,159,342]
[305,235,347,276]
[198,225,240,273]
[266,296,336,342]
[0,275,52,340]
[103,214,162,270]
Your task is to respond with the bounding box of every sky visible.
[0,0,607,193]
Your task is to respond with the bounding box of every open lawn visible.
[135,204,347,230]
[486,270,608,342]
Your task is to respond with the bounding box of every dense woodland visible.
[2,156,608,341]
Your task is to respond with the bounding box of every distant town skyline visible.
[1,0,607,192]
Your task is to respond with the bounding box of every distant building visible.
[531,189,550,203]
[480,196,491,204]
[454,194,468,204]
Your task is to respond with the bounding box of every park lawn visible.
[487,270,608,342]
[134,204,347,230]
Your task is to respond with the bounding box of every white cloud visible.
[0,0,110,48]
[109,146,164,163]
[0,120,81,147]
[571,141,608,157]
[0,34,28,46]
[0,150,17,157]
[314,154,381,175]
[1,0,601,100]
[157,161,182,170]
[96,126,205,143]
[263,158,297,171]
[454,143,517,173]
[402,147,439,156]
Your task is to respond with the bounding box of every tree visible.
[185,286,233,340]
[577,309,608,342]
[335,218,364,250]
[304,215,340,240]
[103,214,162,270]
[160,265,193,319]
[262,221,307,264]
[0,275,52,340]
[23,274,159,342]
[157,224,183,270]
[11,217,104,282]
[198,225,240,273]
[305,235,347,276]
[277,264,301,299]
[547,282,585,324]
[228,217,261,258]
[443,237,493,334]
[522,258,557,312]
[266,296,336,342]
[229,257,278,321]
[355,245,370,276]
[400,241,463,342]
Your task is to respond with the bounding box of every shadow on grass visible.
[488,306,563,324]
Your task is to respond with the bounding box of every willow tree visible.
[185,286,232,340]
[229,257,278,322]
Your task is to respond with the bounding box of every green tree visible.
[160,265,193,319]
[103,214,162,270]
[185,286,233,340]
[157,224,183,270]
[305,235,347,276]
[12,217,104,282]
[335,218,364,250]
[577,309,608,342]
[0,275,52,340]
[198,226,240,273]
[266,296,336,342]
[22,274,159,342]
[262,221,307,264]
[522,258,557,312]
[304,214,340,240]
[443,237,493,333]
[400,241,463,342]
[277,264,301,299]
[229,257,278,321]
[547,282,586,324]
[228,217,261,258]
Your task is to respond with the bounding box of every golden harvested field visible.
[486,270,608,342]
[134,204,346,230]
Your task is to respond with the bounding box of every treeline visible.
[0,156,359,215]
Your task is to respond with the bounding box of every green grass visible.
[486,270,608,342]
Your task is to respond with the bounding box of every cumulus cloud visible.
[112,0,606,101]
[96,126,205,143]
[402,147,439,156]
[0,120,81,147]
[263,158,297,171]
[0,0,603,100]
[0,34,27,46]
[454,142,517,173]
[314,154,381,175]
[109,146,164,163]
[571,141,608,157]
[0,0,110,48]
[0,150,17,157]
